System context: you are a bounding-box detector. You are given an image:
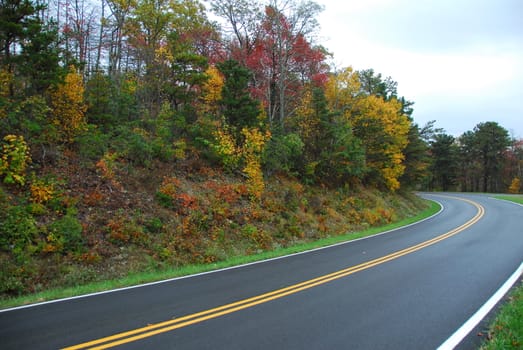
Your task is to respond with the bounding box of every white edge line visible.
[437,261,523,350]
[0,195,444,313]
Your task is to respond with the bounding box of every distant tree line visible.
[426,121,522,193]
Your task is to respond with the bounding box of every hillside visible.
[0,151,428,300]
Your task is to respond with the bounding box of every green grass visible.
[493,195,523,205]
[480,282,523,349]
[0,199,441,310]
[480,194,523,349]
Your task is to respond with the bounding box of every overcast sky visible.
[316,0,523,138]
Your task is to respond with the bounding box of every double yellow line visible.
[64,196,484,350]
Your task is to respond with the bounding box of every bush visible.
[0,205,38,253]
[48,210,84,252]
[0,135,32,186]
[112,125,153,167]
[263,132,304,175]
[76,127,110,161]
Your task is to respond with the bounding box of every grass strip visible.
[0,199,441,310]
[479,195,523,349]
[480,281,523,349]
[493,195,523,205]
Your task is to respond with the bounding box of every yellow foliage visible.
[241,127,271,200]
[159,176,181,199]
[353,95,410,191]
[294,87,319,140]
[241,127,270,155]
[0,68,12,119]
[325,67,360,113]
[30,178,55,204]
[0,135,31,186]
[325,67,410,191]
[200,65,224,115]
[155,44,174,63]
[508,177,521,194]
[50,66,88,143]
[212,126,240,169]
[212,123,271,199]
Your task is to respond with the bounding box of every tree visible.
[472,121,511,193]
[49,66,88,143]
[106,0,134,75]
[0,0,63,95]
[217,59,261,134]
[292,84,364,185]
[429,133,459,191]
[400,122,430,189]
[19,19,63,94]
[458,130,481,192]
[254,0,325,128]
[352,95,410,191]
[209,0,263,61]
[0,0,38,67]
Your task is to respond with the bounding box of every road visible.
[1,193,522,349]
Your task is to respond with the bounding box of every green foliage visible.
[0,205,38,255]
[85,72,118,130]
[47,213,84,253]
[429,133,459,191]
[458,122,511,192]
[217,59,261,133]
[263,132,304,175]
[472,122,511,193]
[400,123,430,188]
[113,126,154,167]
[76,126,110,161]
[19,19,63,94]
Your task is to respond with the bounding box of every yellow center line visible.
[63,196,484,350]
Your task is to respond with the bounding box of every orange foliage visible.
[96,152,122,190]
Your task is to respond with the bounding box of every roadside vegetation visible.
[494,195,523,205]
[0,199,440,309]
[1,0,521,308]
[480,281,523,350]
[479,195,523,349]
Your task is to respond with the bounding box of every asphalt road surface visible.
[1,193,522,349]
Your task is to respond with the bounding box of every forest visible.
[0,0,522,297]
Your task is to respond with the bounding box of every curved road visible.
[1,193,522,349]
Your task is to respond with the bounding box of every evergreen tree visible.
[429,133,459,191]
[472,121,511,192]
[217,59,260,133]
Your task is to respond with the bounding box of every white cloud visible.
[316,0,523,137]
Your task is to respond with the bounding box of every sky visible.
[316,0,523,138]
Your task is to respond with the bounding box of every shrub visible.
[0,205,38,254]
[96,151,122,190]
[106,212,149,247]
[0,135,31,186]
[263,132,304,175]
[29,177,55,204]
[76,127,110,161]
[48,210,84,252]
